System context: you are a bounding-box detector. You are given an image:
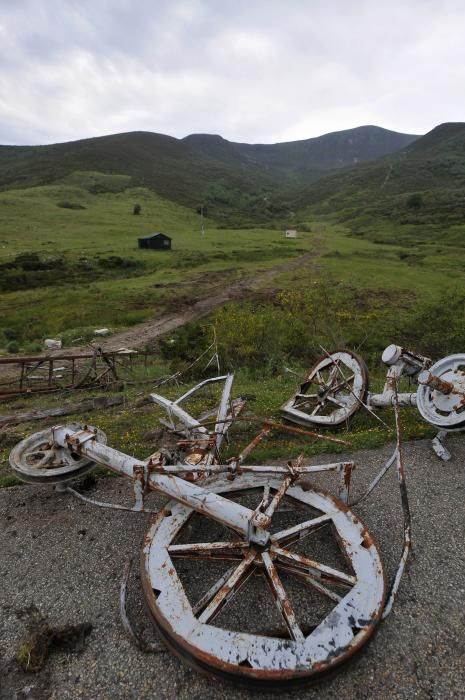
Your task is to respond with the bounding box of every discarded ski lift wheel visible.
[416,354,465,431]
[9,422,107,484]
[9,374,408,688]
[141,473,386,686]
[281,350,369,427]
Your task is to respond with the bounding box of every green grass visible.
[0,365,438,489]
[0,180,314,350]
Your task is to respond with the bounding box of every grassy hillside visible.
[0,126,418,225]
[0,176,314,351]
[289,123,465,244]
[187,125,417,182]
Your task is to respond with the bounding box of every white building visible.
[285,229,298,238]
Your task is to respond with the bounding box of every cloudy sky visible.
[1,0,465,145]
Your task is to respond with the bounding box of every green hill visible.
[0,126,418,223]
[185,125,417,182]
[290,122,465,243]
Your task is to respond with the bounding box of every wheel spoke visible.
[327,395,351,408]
[276,561,342,603]
[197,550,256,623]
[272,512,334,546]
[261,552,304,642]
[311,403,321,416]
[272,546,356,587]
[168,541,249,561]
[331,374,355,393]
[192,566,237,616]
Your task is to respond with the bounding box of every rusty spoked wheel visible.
[283,349,369,427]
[9,423,107,484]
[141,474,385,687]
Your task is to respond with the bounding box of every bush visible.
[406,193,423,209]
[57,201,86,210]
[6,340,20,354]
[3,327,18,340]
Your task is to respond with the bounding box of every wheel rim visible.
[9,423,107,483]
[416,354,465,430]
[283,350,368,427]
[141,474,385,686]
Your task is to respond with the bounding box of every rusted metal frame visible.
[368,362,416,409]
[0,350,148,365]
[214,374,234,452]
[381,386,412,619]
[150,393,208,435]
[173,375,229,406]
[51,426,270,543]
[261,551,305,642]
[148,460,354,478]
[119,559,167,654]
[64,485,159,513]
[349,451,397,507]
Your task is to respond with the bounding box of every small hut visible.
[138,233,172,250]
[285,229,298,239]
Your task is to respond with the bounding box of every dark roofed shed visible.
[138,233,172,250]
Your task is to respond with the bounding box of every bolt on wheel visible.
[9,423,107,484]
[282,349,369,427]
[141,474,385,687]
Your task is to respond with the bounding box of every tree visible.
[133,203,141,215]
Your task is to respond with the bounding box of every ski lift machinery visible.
[10,372,413,687]
[282,344,465,461]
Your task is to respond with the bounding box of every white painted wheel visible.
[9,423,107,483]
[282,350,368,427]
[141,474,385,686]
[416,354,465,430]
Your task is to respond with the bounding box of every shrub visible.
[57,201,86,210]
[406,193,423,209]
[3,327,18,340]
[6,340,20,353]
[133,203,141,215]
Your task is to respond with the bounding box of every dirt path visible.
[0,248,321,386]
[97,249,318,351]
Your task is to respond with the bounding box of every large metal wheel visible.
[416,354,465,431]
[283,350,368,427]
[9,423,107,484]
[141,474,385,687]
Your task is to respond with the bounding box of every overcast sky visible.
[1,0,465,146]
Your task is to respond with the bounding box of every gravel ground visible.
[1,437,464,699]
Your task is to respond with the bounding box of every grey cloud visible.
[1,0,465,145]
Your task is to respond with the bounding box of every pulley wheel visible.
[9,423,107,483]
[416,354,465,431]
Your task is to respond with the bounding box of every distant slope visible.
[291,122,465,237]
[184,125,418,182]
[0,131,278,209]
[0,126,418,220]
